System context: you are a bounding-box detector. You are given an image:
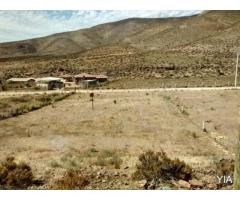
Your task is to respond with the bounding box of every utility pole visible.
[235,53,239,87]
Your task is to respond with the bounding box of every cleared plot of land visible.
[0,90,239,188]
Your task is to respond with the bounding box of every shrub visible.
[216,159,234,177]
[163,96,171,101]
[109,154,123,169]
[0,156,34,189]
[95,157,107,167]
[52,170,90,190]
[132,150,192,182]
[94,150,123,169]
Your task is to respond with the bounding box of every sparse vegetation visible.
[50,153,83,170]
[132,150,192,182]
[163,95,171,101]
[0,156,34,189]
[0,93,72,120]
[52,170,90,190]
[95,150,123,169]
[216,159,234,177]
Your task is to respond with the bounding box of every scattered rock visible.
[207,183,216,190]
[97,171,102,176]
[189,179,204,188]
[177,180,191,189]
[138,180,149,189]
[114,172,119,177]
[159,185,172,190]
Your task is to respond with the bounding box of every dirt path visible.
[0,86,240,96]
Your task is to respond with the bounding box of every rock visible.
[160,186,172,190]
[138,180,149,189]
[149,183,156,190]
[148,179,160,190]
[207,183,216,190]
[177,180,191,189]
[189,179,204,188]
[97,171,102,176]
[114,172,119,177]
[124,166,129,169]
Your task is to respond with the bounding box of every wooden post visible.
[181,106,184,113]
[235,53,239,87]
[202,121,207,132]
[90,92,94,110]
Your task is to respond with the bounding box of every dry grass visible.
[94,150,123,169]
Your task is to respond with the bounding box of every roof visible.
[74,73,97,78]
[95,75,108,79]
[60,74,73,78]
[36,77,65,83]
[74,73,108,79]
[7,78,35,82]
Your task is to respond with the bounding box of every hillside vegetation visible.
[0,11,240,88]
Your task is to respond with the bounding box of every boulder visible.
[207,183,217,190]
[189,179,204,188]
[138,180,149,189]
[177,180,191,189]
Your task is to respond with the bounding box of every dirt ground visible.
[0,90,239,189]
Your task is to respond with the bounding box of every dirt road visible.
[0,86,240,96]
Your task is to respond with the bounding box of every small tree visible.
[234,125,240,189]
[90,92,94,110]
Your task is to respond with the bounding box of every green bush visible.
[0,156,34,189]
[132,150,192,182]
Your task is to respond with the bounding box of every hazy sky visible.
[0,10,202,43]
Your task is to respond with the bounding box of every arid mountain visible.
[0,10,240,89]
[0,10,240,58]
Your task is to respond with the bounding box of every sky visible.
[0,10,203,43]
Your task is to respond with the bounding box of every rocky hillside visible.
[0,11,240,88]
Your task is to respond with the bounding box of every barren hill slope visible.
[1,11,240,89]
[0,10,240,58]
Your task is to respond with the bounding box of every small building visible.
[6,78,36,88]
[74,73,97,84]
[96,75,108,82]
[74,73,108,85]
[81,79,98,89]
[36,77,65,90]
[60,74,75,82]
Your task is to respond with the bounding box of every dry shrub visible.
[94,150,123,169]
[52,170,90,190]
[132,150,192,182]
[216,159,234,177]
[0,156,34,189]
